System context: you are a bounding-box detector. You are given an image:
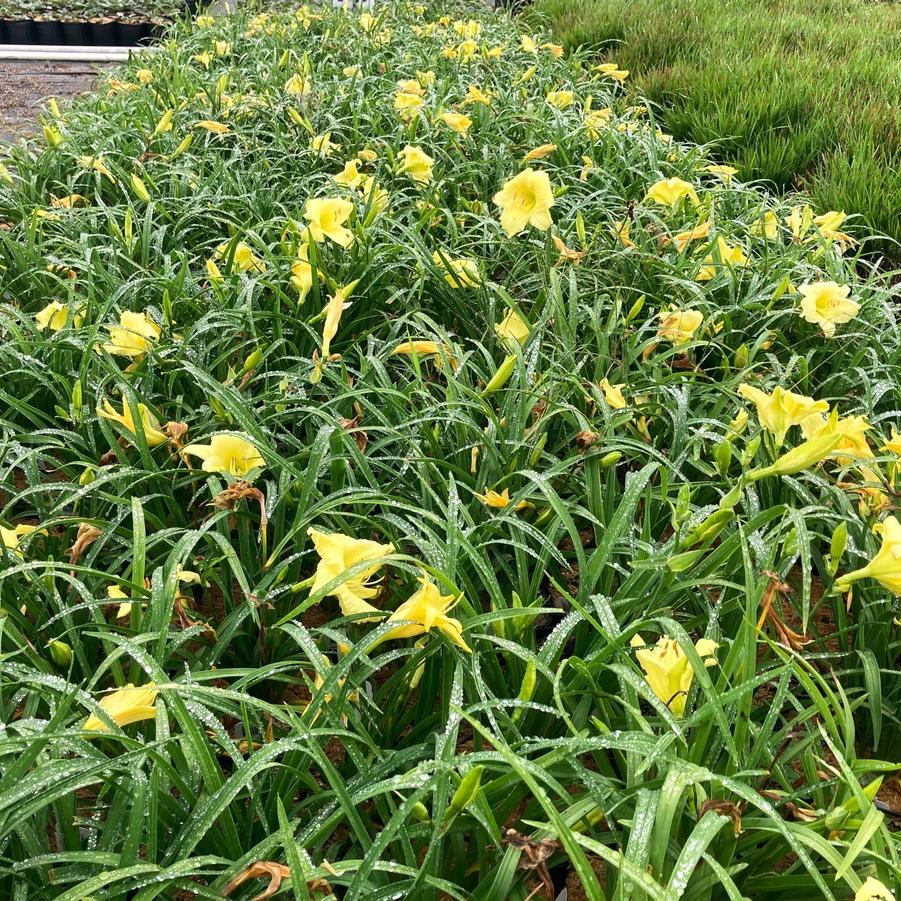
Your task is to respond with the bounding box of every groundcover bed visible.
[0,2,899,898]
[0,0,192,45]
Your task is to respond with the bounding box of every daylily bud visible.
[733,344,749,370]
[43,123,63,147]
[170,134,194,160]
[828,521,847,577]
[747,433,842,481]
[625,295,645,323]
[151,109,174,138]
[447,765,484,817]
[511,660,536,723]
[600,451,621,468]
[131,173,151,203]
[482,353,517,396]
[712,439,732,477]
[47,639,73,668]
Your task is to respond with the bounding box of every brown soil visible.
[0,60,105,144]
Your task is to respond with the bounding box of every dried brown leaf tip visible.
[503,829,559,900]
[223,861,330,901]
[68,523,101,565]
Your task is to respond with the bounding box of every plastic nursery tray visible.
[0,0,196,45]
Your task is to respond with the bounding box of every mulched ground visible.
[0,59,105,142]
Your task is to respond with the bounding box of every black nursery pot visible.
[0,18,34,42]
[60,20,90,43]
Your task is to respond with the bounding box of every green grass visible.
[526,0,901,257]
[0,2,900,898]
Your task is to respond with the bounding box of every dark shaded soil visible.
[0,60,105,143]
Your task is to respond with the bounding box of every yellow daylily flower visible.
[855,878,896,901]
[800,409,873,463]
[312,280,358,382]
[1,523,41,556]
[108,584,135,620]
[136,68,153,84]
[881,428,901,455]
[193,51,212,68]
[798,281,859,337]
[631,634,717,716]
[343,64,360,78]
[334,159,364,188]
[79,154,114,180]
[751,210,780,240]
[584,108,612,139]
[737,384,828,446]
[35,300,83,332]
[523,143,557,162]
[360,175,389,215]
[97,395,168,447]
[696,237,749,281]
[493,168,554,237]
[397,145,435,185]
[656,308,703,346]
[382,574,471,652]
[214,241,266,273]
[304,197,354,248]
[836,516,901,597]
[182,433,265,479]
[495,309,530,347]
[285,73,310,96]
[50,194,88,209]
[463,84,492,106]
[599,378,627,409]
[611,219,635,248]
[703,164,738,181]
[594,61,629,82]
[84,683,158,733]
[195,120,229,134]
[397,78,423,96]
[645,177,699,208]
[432,251,480,288]
[307,527,393,617]
[392,340,456,367]
[672,220,711,252]
[102,310,161,359]
[394,91,424,120]
[476,488,529,511]
[457,39,478,61]
[542,42,564,58]
[439,112,472,136]
[358,10,377,32]
[520,34,539,53]
[310,132,340,157]
[545,90,574,110]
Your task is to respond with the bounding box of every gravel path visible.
[0,60,107,143]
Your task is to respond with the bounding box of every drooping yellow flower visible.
[645,177,699,209]
[333,158,364,188]
[1,523,41,556]
[881,429,901,455]
[836,516,901,597]
[495,309,530,347]
[545,90,574,110]
[594,61,629,82]
[393,340,456,367]
[523,143,557,162]
[751,210,780,240]
[696,237,749,281]
[703,164,737,181]
[97,395,168,447]
[381,574,471,652]
[394,91,424,120]
[312,280,358,382]
[102,311,161,359]
[798,281,859,337]
[439,112,472,136]
[432,251,479,288]
[584,108,612,139]
[182,433,265,479]
[656,308,703,346]
[800,409,873,463]
[630,634,717,716]
[611,219,635,248]
[84,683,158,733]
[79,154,114,180]
[35,300,83,332]
[310,132,340,157]
[398,145,435,185]
[307,527,393,617]
[855,877,896,901]
[214,241,266,273]
[463,85,492,106]
[493,168,554,237]
[195,119,229,134]
[284,73,310,96]
[304,197,354,248]
[672,220,711,252]
[599,378,627,409]
[737,384,828,446]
